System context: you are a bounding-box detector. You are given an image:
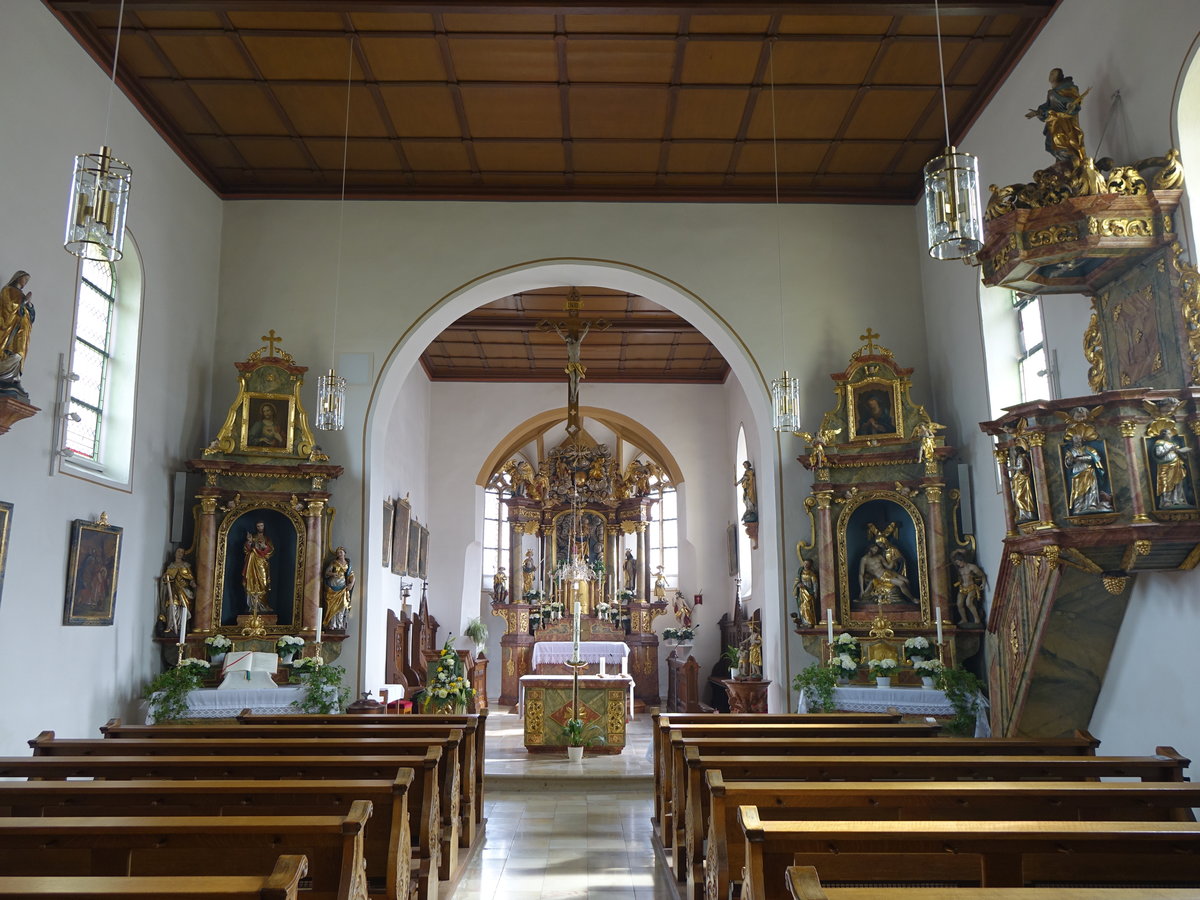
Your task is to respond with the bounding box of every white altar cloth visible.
[532,641,630,675]
[517,673,635,720]
[145,686,305,723]
[797,684,991,737]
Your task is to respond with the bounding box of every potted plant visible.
[829,652,859,683]
[662,625,696,644]
[290,662,350,714]
[936,666,985,736]
[832,632,860,663]
[867,657,899,687]
[903,635,934,664]
[463,617,488,657]
[721,644,741,678]
[563,716,606,762]
[204,633,232,667]
[912,656,944,688]
[144,658,211,723]
[793,663,840,711]
[275,634,304,664]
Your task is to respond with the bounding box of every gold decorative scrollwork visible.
[607,697,625,736]
[1088,216,1154,237]
[1083,303,1105,392]
[526,696,544,743]
[1170,243,1200,385]
[1027,224,1078,247]
[1009,620,1019,658]
[1118,421,1138,438]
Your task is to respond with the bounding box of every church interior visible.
[4,0,1200,897]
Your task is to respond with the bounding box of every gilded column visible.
[1120,420,1152,522]
[194,492,220,631]
[924,483,949,616]
[813,490,836,621]
[304,498,326,632]
[1027,433,1055,527]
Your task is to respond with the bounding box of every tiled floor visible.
[452,707,676,899]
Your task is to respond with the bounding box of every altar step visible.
[486,773,653,792]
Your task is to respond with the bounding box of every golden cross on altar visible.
[260,329,284,357]
[859,328,882,356]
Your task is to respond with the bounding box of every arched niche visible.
[214,503,306,629]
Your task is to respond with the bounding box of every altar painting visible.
[217,507,301,627]
[551,509,606,568]
[839,495,926,623]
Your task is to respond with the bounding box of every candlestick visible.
[935,606,943,645]
[572,600,581,660]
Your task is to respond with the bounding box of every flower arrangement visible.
[912,657,944,677]
[829,653,859,679]
[204,634,232,653]
[413,638,474,712]
[289,657,322,676]
[522,589,544,602]
[178,658,212,677]
[144,659,211,722]
[618,589,635,602]
[833,632,860,662]
[868,657,899,679]
[663,625,696,642]
[903,635,934,662]
[291,663,350,714]
[276,635,304,651]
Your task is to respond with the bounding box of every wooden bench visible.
[665,730,1099,876]
[30,731,463,885]
[0,802,373,900]
[0,853,308,899]
[785,865,1200,900]
[700,778,1200,900]
[101,716,483,849]
[739,807,1200,899]
[0,773,422,900]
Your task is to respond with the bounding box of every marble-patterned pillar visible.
[304,498,326,632]
[813,490,836,623]
[194,493,220,631]
[1027,433,1055,526]
[639,524,651,602]
[1119,420,1152,523]
[993,447,1019,536]
[924,483,949,616]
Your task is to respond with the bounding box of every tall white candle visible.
[178,607,188,646]
[826,609,834,645]
[935,606,943,645]
[315,610,323,645]
[572,600,581,658]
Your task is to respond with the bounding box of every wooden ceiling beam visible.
[450,313,702,331]
[421,368,729,383]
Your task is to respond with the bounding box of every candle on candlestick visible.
[826,609,834,645]
[315,610,323,645]
[935,606,943,645]
[178,607,188,647]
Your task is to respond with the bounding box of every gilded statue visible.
[1025,68,1089,169]
[522,549,536,594]
[160,547,195,637]
[858,523,916,604]
[492,566,508,605]
[912,418,945,467]
[740,619,763,679]
[0,270,34,393]
[949,549,986,626]
[1007,447,1036,522]
[736,460,758,523]
[242,521,274,613]
[798,428,840,471]
[320,547,354,631]
[1152,427,1193,508]
[504,459,535,497]
[653,564,667,602]
[792,558,818,627]
[1064,433,1113,514]
[622,548,637,592]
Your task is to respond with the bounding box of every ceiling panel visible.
[48,0,1055,202]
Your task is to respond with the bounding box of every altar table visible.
[145,686,305,723]
[531,641,629,675]
[796,683,991,737]
[519,674,634,753]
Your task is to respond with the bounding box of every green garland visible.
[291,663,351,714]
[936,666,985,736]
[792,663,839,711]
[144,663,208,723]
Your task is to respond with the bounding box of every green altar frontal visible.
[521,675,629,754]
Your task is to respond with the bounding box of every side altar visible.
[154,331,349,670]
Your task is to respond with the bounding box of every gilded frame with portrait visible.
[240,393,296,455]
[64,516,123,626]
[848,380,902,442]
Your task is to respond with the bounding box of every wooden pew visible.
[665,730,1098,877]
[701,778,1200,900]
[0,774,421,900]
[0,752,442,900]
[0,803,373,900]
[30,731,463,885]
[101,716,483,849]
[739,807,1200,899]
[785,865,1200,900]
[676,746,1190,887]
[0,853,308,900]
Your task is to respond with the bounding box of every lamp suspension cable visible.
[767,36,801,433]
[922,0,984,262]
[64,0,133,261]
[315,34,354,431]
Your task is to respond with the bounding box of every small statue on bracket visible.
[792,558,818,628]
[949,548,987,627]
[322,546,355,631]
[522,549,537,594]
[0,270,34,398]
[492,566,508,605]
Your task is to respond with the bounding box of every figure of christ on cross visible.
[538,288,609,435]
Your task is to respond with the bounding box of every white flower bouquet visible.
[204,634,232,651]
[833,632,860,663]
[912,657,944,676]
[903,635,934,662]
[868,657,899,679]
[276,635,305,651]
[177,657,212,675]
[829,653,858,678]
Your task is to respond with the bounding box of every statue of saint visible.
[242,521,274,613]
[1007,447,1036,521]
[1025,68,1088,167]
[653,565,667,602]
[950,549,986,626]
[0,270,34,393]
[1064,434,1111,514]
[671,590,693,628]
[322,547,355,631]
[522,549,536,594]
[736,460,758,523]
[160,547,195,637]
[858,527,916,605]
[793,559,818,627]
[741,620,762,679]
[1153,429,1193,508]
[492,567,508,605]
[622,548,637,592]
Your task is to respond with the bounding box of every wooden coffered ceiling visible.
[46,1,1057,203]
[421,287,730,382]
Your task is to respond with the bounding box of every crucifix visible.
[261,329,284,358]
[538,288,609,435]
[859,327,882,356]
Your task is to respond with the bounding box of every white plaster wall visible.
[0,5,222,754]
[917,0,1200,757]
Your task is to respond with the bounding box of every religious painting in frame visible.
[382,498,394,569]
[406,518,421,577]
[848,379,902,442]
[391,497,411,576]
[417,525,430,580]
[239,392,296,455]
[63,515,122,626]
[0,501,11,608]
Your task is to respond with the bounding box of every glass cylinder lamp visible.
[924,146,983,261]
[64,146,132,262]
[315,368,347,431]
[771,370,802,433]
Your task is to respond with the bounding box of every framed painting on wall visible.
[391,501,411,576]
[406,518,421,577]
[0,500,11,608]
[848,380,902,442]
[417,525,430,580]
[63,514,122,626]
[382,498,394,569]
